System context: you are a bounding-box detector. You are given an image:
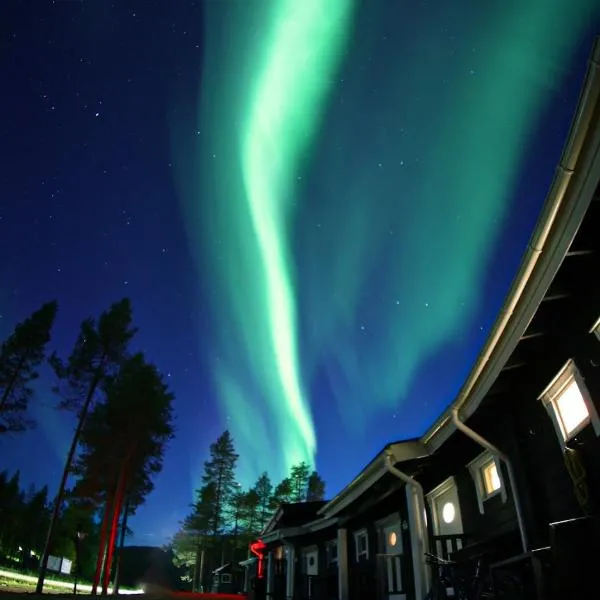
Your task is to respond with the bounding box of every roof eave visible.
[422,37,600,452]
[317,439,429,519]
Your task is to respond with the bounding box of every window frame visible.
[426,476,462,535]
[353,529,369,562]
[326,539,338,565]
[538,359,600,444]
[590,315,600,342]
[220,573,232,584]
[467,451,506,514]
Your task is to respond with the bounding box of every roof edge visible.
[422,37,600,451]
[317,439,429,519]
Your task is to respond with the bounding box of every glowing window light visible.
[482,461,501,496]
[441,502,455,524]
[555,380,589,438]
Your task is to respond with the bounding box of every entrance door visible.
[382,522,405,600]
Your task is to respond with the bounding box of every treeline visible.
[0,299,175,593]
[171,431,326,591]
[0,470,102,577]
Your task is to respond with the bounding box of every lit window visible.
[482,460,501,496]
[539,360,600,443]
[555,381,589,437]
[426,477,464,536]
[441,502,455,524]
[388,531,397,546]
[468,451,506,514]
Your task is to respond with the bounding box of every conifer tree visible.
[0,301,57,434]
[37,299,137,593]
[253,472,273,532]
[271,477,293,506]
[289,462,311,502]
[306,471,326,501]
[241,488,260,539]
[73,352,174,594]
[200,430,239,540]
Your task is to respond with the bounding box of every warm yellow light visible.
[556,381,589,437]
[388,532,397,546]
[441,502,455,524]
[482,461,501,495]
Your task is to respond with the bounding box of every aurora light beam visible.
[172,0,598,490]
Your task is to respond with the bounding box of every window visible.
[221,574,232,584]
[327,540,338,564]
[482,459,501,496]
[468,451,506,514]
[426,477,463,537]
[590,316,600,342]
[353,529,368,561]
[539,359,600,443]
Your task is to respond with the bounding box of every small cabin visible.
[210,561,244,594]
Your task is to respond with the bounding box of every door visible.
[382,522,405,600]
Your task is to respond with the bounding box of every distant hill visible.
[118,546,183,590]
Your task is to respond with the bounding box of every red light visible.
[249,539,266,579]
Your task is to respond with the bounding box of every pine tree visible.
[73,353,175,594]
[307,471,326,501]
[37,299,137,593]
[289,462,311,502]
[271,477,293,507]
[201,430,239,540]
[241,489,260,539]
[253,472,273,532]
[0,301,57,434]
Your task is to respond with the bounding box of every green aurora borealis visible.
[173,0,599,487]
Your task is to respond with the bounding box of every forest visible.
[0,299,327,594]
[170,431,326,592]
[0,299,175,593]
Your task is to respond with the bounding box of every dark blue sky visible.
[1,0,598,546]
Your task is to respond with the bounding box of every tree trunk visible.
[93,493,115,594]
[112,493,131,595]
[192,538,201,593]
[0,357,24,414]
[102,462,129,595]
[199,548,205,592]
[36,369,103,594]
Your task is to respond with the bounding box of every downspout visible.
[384,452,430,599]
[451,408,528,554]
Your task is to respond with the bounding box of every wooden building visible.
[243,36,600,600]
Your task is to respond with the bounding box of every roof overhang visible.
[262,526,305,544]
[261,516,339,544]
[422,37,600,452]
[317,440,429,520]
[261,506,284,536]
[239,557,256,567]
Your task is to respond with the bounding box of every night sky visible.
[1,0,599,546]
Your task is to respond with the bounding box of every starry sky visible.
[1,0,599,546]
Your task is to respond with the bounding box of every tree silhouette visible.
[73,352,174,594]
[37,298,137,593]
[253,472,273,532]
[0,301,57,434]
[307,471,326,501]
[289,462,311,502]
